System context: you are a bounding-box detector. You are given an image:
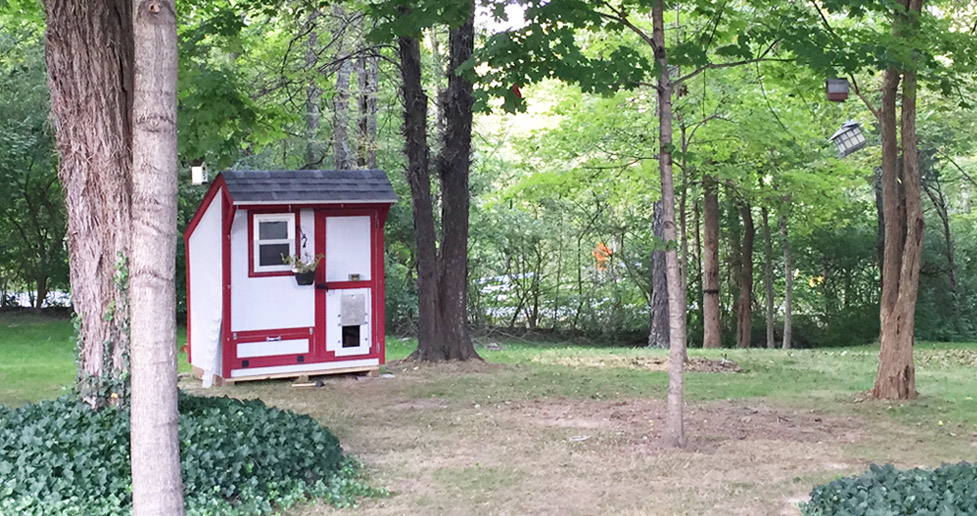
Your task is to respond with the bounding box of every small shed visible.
[183,169,397,385]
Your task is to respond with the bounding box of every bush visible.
[801,462,977,516]
[0,393,382,515]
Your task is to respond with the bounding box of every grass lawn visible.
[3,312,977,515]
[0,312,190,406]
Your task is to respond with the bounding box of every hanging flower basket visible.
[281,252,323,286]
[294,270,316,285]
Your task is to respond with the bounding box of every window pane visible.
[259,243,291,267]
[259,220,288,240]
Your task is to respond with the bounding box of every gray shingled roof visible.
[221,169,398,204]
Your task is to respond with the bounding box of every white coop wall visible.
[188,190,223,376]
[230,209,315,332]
[325,216,372,282]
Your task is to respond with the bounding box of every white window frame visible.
[252,213,296,274]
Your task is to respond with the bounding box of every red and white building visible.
[183,169,397,385]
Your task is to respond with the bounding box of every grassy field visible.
[0,312,190,406]
[3,312,977,515]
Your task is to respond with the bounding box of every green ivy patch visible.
[0,393,383,515]
[801,462,977,516]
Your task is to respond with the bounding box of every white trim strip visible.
[229,358,379,378]
[237,338,309,358]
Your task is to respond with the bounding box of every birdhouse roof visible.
[829,121,861,141]
[220,169,398,205]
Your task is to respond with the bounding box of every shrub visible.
[801,462,977,516]
[0,393,382,515]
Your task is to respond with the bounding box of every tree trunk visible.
[780,212,793,349]
[304,15,321,169]
[432,2,478,360]
[701,174,720,348]
[736,203,754,348]
[874,166,885,287]
[397,33,441,357]
[762,207,775,348]
[872,0,923,400]
[649,200,669,348]
[652,0,686,448]
[332,5,352,170]
[45,0,133,407]
[923,179,957,291]
[129,0,185,513]
[399,2,480,362]
[356,54,379,168]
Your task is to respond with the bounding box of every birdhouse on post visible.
[829,120,867,158]
[825,78,849,102]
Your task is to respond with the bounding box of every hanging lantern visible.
[825,78,849,102]
[829,121,867,158]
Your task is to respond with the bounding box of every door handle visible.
[265,336,281,342]
[315,283,329,291]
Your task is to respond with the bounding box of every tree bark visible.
[649,200,669,348]
[399,2,480,362]
[332,5,353,170]
[736,202,754,349]
[432,3,478,360]
[304,14,322,169]
[398,33,441,357]
[872,0,923,400]
[652,0,687,448]
[780,212,793,349]
[701,174,720,348]
[356,54,379,168]
[45,0,133,407]
[129,0,185,513]
[762,207,775,348]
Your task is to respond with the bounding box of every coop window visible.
[342,325,360,348]
[252,213,296,274]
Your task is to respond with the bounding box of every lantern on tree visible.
[829,120,867,158]
[825,78,849,102]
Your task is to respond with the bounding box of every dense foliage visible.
[0,393,379,515]
[2,0,977,347]
[802,462,977,516]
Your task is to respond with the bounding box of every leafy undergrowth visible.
[0,393,384,515]
[801,462,977,515]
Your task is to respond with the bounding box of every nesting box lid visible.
[220,169,399,205]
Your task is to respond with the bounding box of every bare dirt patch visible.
[529,354,742,372]
[503,397,861,454]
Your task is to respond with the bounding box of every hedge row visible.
[0,393,381,515]
[802,462,977,516]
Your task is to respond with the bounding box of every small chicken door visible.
[325,288,371,356]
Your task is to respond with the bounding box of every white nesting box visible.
[183,169,397,385]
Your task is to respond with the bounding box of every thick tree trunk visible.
[398,34,441,357]
[45,0,133,407]
[356,54,379,168]
[701,175,720,348]
[652,0,686,448]
[332,5,353,170]
[736,203,754,349]
[129,0,185,513]
[873,0,923,400]
[649,200,669,348]
[872,0,923,400]
[780,212,793,349]
[304,16,321,168]
[762,207,775,348]
[432,2,478,360]
[399,2,479,362]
